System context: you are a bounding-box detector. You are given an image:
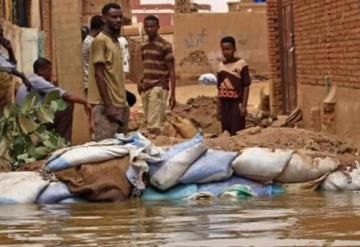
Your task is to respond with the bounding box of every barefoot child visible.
[217,36,251,135]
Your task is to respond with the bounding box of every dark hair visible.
[102,3,122,15]
[221,36,236,48]
[33,57,51,74]
[90,15,104,30]
[144,15,159,25]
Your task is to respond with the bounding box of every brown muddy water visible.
[1,192,360,246]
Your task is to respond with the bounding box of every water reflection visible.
[1,193,360,246]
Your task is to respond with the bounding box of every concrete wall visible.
[2,22,39,75]
[300,84,360,147]
[174,12,269,83]
[228,2,267,13]
[52,0,91,144]
[82,0,132,24]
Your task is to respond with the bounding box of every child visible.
[217,36,251,135]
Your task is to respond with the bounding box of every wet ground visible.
[1,192,360,246]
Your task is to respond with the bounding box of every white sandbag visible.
[0,172,49,204]
[180,150,237,184]
[150,142,208,191]
[232,147,294,182]
[321,163,360,191]
[46,142,129,171]
[37,182,75,204]
[198,73,217,86]
[276,151,339,183]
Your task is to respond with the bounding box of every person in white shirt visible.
[82,15,104,95]
[118,36,129,73]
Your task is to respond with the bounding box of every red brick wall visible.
[294,0,360,89]
[266,0,282,114]
[267,0,360,113]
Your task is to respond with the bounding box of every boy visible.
[16,58,91,142]
[217,36,251,135]
[139,15,176,134]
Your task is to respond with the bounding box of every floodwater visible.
[1,192,360,246]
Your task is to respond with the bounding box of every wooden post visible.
[52,0,91,144]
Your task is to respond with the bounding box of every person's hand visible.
[0,37,12,50]
[169,93,176,110]
[239,103,247,117]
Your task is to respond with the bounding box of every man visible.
[81,25,90,42]
[83,15,136,107]
[139,15,176,134]
[217,36,251,135]
[0,24,31,115]
[83,15,104,95]
[16,58,91,142]
[88,3,129,141]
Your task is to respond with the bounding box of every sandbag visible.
[149,133,207,191]
[172,115,198,139]
[198,73,217,85]
[321,164,360,191]
[46,141,129,171]
[180,150,237,184]
[141,184,198,201]
[198,176,284,197]
[232,147,294,182]
[55,156,133,202]
[37,182,75,204]
[282,175,327,194]
[276,151,339,183]
[0,172,49,204]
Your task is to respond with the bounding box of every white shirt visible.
[82,35,94,89]
[118,37,130,73]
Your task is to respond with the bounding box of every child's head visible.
[33,57,52,81]
[221,36,236,60]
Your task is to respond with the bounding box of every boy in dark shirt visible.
[217,36,251,135]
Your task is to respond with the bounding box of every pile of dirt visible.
[204,127,359,167]
[172,96,220,135]
[150,126,359,167]
[129,95,276,135]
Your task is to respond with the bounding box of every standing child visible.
[217,36,251,135]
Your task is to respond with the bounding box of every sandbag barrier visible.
[0,132,354,205]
